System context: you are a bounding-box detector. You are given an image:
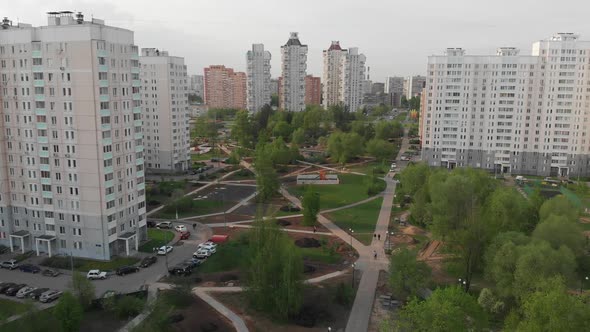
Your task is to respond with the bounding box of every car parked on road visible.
[180,231,191,240]
[193,249,211,259]
[168,264,192,276]
[29,287,50,300]
[116,265,140,276]
[156,222,172,229]
[198,242,217,253]
[0,282,16,294]
[0,259,19,270]
[175,225,187,232]
[140,256,157,268]
[19,264,41,273]
[16,286,37,298]
[39,290,62,303]
[5,284,27,296]
[157,246,173,255]
[42,269,61,277]
[183,258,204,268]
[86,269,108,280]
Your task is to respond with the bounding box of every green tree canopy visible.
[254,142,279,202]
[54,292,84,332]
[71,271,95,309]
[232,110,255,148]
[327,131,364,164]
[482,187,533,234]
[532,214,585,255]
[375,121,403,140]
[389,248,431,301]
[399,162,431,197]
[366,138,395,162]
[302,186,320,226]
[539,195,579,222]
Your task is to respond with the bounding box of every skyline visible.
[1,0,589,81]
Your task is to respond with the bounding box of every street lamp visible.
[388,231,394,251]
[458,278,466,291]
[351,263,356,288]
[348,228,354,249]
[581,276,589,294]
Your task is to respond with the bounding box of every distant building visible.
[270,78,280,96]
[203,65,246,109]
[403,75,426,99]
[305,75,322,106]
[141,48,190,172]
[322,41,347,108]
[341,47,366,112]
[371,82,384,94]
[190,74,204,99]
[280,32,308,112]
[385,76,404,107]
[246,44,271,112]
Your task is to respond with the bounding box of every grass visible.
[139,229,175,253]
[289,174,381,210]
[151,199,225,219]
[41,256,140,272]
[199,240,247,274]
[299,247,341,264]
[326,197,384,245]
[0,298,30,319]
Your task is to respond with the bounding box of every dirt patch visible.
[171,294,235,332]
[295,237,321,248]
[402,225,426,236]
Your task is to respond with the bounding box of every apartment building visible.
[422,33,590,177]
[322,41,346,108]
[341,48,366,112]
[140,48,190,172]
[385,76,404,107]
[404,75,426,99]
[304,75,321,106]
[246,44,271,113]
[280,32,308,112]
[203,65,246,109]
[189,74,204,99]
[0,12,146,259]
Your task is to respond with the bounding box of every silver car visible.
[16,286,37,298]
[39,290,62,303]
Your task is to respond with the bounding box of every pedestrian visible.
[192,223,197,231]
[378,234,381,241]
[373,250,377,259]
[313,225,317,233]
[374,233,377,240]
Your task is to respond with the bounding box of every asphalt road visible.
[0,228,210,297]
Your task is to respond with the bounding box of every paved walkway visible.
[193,287,249,332]
[296,160,367,176]
[119,283,172,332]
[230,224,334,236]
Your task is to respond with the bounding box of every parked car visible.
[39,290,62,303]
[42,269,61,277]
[157,246,173,255]
[140,256,157,268]
[29,287,50,300]
[19,264,41,273]
[0,282,16,294]
[198,242,217,253]
[16,286,37,298]
[193,249,211,259]
[147,220,156,228]
[183,258,204,268]
[179,231,191,240]
[156,222,172,229]
[5,284,27,296]
[175,225,187,232]
[168,263,192,276]
[211,157,220,162]
[86,269,108,280]
[0,259,19,270]
[116,265,140,276]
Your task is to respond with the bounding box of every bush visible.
[41,256,84,269]
[333,282,354,306]
[161,290,193,309]
[14,250,35,262]
[113,296,145,318]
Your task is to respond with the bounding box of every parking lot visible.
[0,223,211,297]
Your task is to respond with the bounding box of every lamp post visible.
[348,228,354,248]
[388,231,394,251]
[351,263,356,288]
[458,278,466,291]
[581,276,589,294]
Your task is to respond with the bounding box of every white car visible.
[157,246,173,255]
[174,225,187,232]
[198,242,217,252]
[16,286,37,298]
[156,222,172,229]
[86,269,108,280]
[193,249,211,259]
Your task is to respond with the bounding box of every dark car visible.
[183,258,204,268]
[180,231,190,240]
[279,204,301,212]
[147,220,156,228]
[168,264,192,276]
[115,265,140,276]
[0,282,16,294]
[29,287,50,300]
[5,284,27,296]
[19,264,41,273]
[42,269,61,277]
[140,256,157,268]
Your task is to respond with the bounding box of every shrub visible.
[113,296,145,318]
[333,282,354,306]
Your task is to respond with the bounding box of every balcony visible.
[44,217,55,225]
[100,109,110,117]
[36,123,47,130]
[134,132,143,140]
[34,80,44,87]
[32,65,43,72]
[131,67,140,74]
[136,170,144,178]
[105,179,114,188]
[41,177,51,185]
[42,191,53,199]
[34,94,45,102]
[37,137,49,144]
[40,164,50,171]
[132,80,141,87]
[99,95,109,102]
[134,120,142,127]
[99,80,109,87]
[101,124,111,131]
[132,93,141,100]
[138,182,145,191]
[136,158,144,165]
[97,49,108,57]
[105,193,115,202]
[35,109,47,116]
[135,145,144,153]
[104,165,113,174]
[98,65,108,72]
[103,152,113,159]
[102,138,112,145]
[32,50,42,58]
[38,150,49,158]
[133,107,141,114]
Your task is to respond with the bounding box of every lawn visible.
[289,174,382,210]
[299,247,341,264]
[41,256,140,272]
[151,199,225,219]
[325,197,384,245]
[139,229,175,253]
[0,298,29,319]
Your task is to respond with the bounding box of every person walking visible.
[192,223,197,231]
[313,225,317,233]
[378,234,381,241]
[373,250,377,259]
[374,233,377,240]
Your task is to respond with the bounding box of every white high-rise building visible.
[140,48,190,172]
[0,12,146,259]
[246,44,271,112]
[341,47,366,112]
[322,41,346,109]
[404,75,426,99]
[280,32,308,112]
[422,33,590,177]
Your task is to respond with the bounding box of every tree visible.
[71,271,95,309]
[532,214,585,255]
[477,288,505,316]
[54,292,84,332]
[272,120,293,140]
[365,138,395,162]
[351,120,375,141]
[271,94,279,107]
[291,127,306,145]
[399,162,431,197]
[507,277,590,332]
[268,136,292,166]
[302,186,320,226]
[539,195,579,222]
[482,187,533,234]
[232,110,254,148]
[245,217,303,319]
[396,286,488,332]
[389,248,431,301]
[327,132,363,164]
[254,143,279,202]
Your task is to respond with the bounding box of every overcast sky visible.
[2,0,589,82]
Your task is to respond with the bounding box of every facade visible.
[0,12,147,259]
[304,75,321,106]
[189,74,204,99]
[322,41,346,108]
[246,44,271,112]
[140,48,190,172]
[341,48,366,112]
[422,33,590,177]
[280,32,308,112]
[270,78,279,96]
[203,65,246,109]
[403,75,426,99]
[385,76,405,107]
